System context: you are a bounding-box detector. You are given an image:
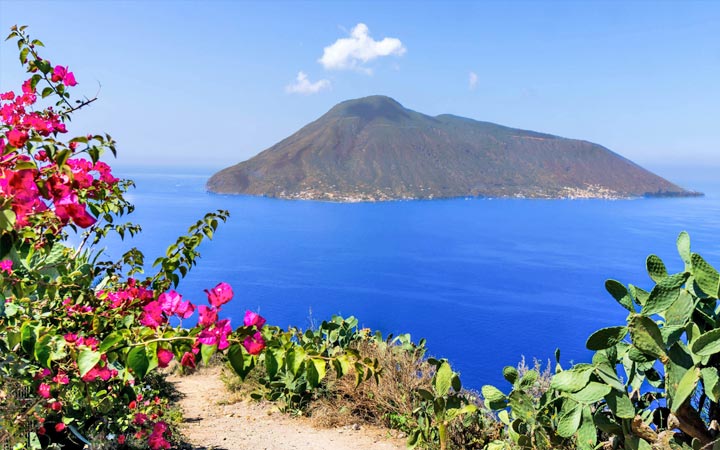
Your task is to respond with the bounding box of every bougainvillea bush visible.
[0,26,268,449]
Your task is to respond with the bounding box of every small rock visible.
[352,423,361,431]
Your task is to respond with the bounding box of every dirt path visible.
[170,368,406,450]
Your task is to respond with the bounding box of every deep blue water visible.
[104,166,720,390]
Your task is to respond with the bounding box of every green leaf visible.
[586,326,628,351]
[333,354,350,378]
[629,284,650,306]
[416,388,434,401]
[556,402,582,437]
[691,253,719,297]
[200,343,216,365]
[19,46,29,64]
[594,364,625,392]
[20,321,37,355]
[550,365,593,392]
[691,329,720,357]
[702,367,720,403]
[576,406,597,450]
[665,290,694,327]
[34,334,53,368]
[78,349,101,377]
[628,315,666,360]
[519,370,538,389]
[227,344,254,379]
[671,367,700,412]
[677,231,691,269]
[287,347,306,376]
[98,332,124,353]
[569,382,612,404]
[434,361,454,396]
[604,390,635,419]
[502,366,518,384]
[127,346,149,379]
[646,255,668,282]
[307,358,327,388]
[605,280,634,311]
[642,284,682,316]
[0,209,17,231]
[508,391,534,421]
[481,385,507,410]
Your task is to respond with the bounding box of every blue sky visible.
[0,1,718,171]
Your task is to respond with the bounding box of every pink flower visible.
[50,66,77,86]
[50,401,62,411]
[7,128,28,147]
[197,305,218,328]
[204,282,233,308]
[139,301,166,329]
[83,336,99,350]
[34,368,51,380]
[133,413,148,426]
[55,423,66,432]
[157,348,174,368]
[52,372,69,385]
[158,290,194,319]
[0,260,11,274]
[242,332,266,355]
[244,310,266,330]
[148,421,171,450]
[51,66,66,83]
[180,352,196,369]
[196,319,232,350]
[81,367,99,382]
[63,71,77,87]
[38,383,51,399]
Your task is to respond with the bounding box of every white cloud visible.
[319,23,406,72]
[285,72,331,95]
[469,71,478,90]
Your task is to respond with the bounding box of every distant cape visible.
[207,95,700,201]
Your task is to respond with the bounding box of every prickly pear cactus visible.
[484,232,720,450]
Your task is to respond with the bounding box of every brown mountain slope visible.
[207,96,699,201]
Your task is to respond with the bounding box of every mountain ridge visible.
[207,96,700,201]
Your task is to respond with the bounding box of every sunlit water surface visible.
[102,166,718,389]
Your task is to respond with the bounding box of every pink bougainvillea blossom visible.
[197,305,218,328]
[180,351,196,369]
[196,319,232,350]
[157,348,174,368]
[37,383,51,399]
[243,331,266,355]
[243,310,266,330]
[52,372,69,385]
[0,259,12,274]
[158,290,194,319]
[139,301,166,329]
[51,65,77,86]
[148,421,171,450]
[204,282,233,308]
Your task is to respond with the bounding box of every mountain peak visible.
[325,95,410,122]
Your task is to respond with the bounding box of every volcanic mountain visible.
[207,96,698,201]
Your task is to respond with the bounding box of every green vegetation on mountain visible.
[207,95,698,201]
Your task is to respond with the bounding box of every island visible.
[207,96,700,201]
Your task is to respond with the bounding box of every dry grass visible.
[309,338,433,429]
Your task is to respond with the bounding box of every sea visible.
[103,165,720,390]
